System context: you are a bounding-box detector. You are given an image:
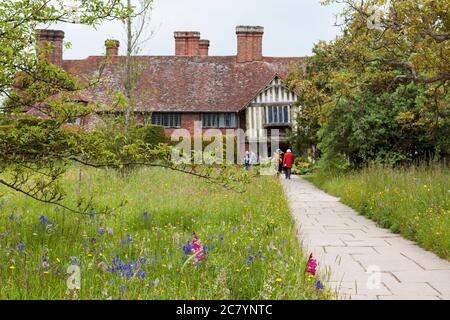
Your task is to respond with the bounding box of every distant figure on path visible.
[244,151,251,170]
[283,149,294,180]
[277,149,284,176]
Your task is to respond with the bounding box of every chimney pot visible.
[36,29,65,66]
[199,39,210,56]
[236,26,264,63]
[174,31,201,56]
[105,39,120,57]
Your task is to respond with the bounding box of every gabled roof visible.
[62,55,305,113]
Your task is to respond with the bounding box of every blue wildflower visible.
[126,233,132,243]
[39,215,50,225]
[137,270,146,279]
[143,211,150,219]
[247,255,254,265]
[182,241,192,255]
[218,233,224,241]
[8,213,14,221]
[203,245,208,255]
[90,237,97,244]
[315,280,324,290]
[89,210,95,219]
[18,243,25,251]
[261,255,267,261]
[119,284,126,291]
[119,238,126,246]
[97,228,105,235]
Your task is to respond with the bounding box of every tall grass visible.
[306,165,450,259]
[0,166,330,299]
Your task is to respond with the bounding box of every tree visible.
[123,0,154,130]
[287,0,449,167]
[0,1,248,215]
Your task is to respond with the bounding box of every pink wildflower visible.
[305,254,317,276]
[192,232,205,263]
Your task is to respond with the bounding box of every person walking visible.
[244,151,251,170]
[283,149,294,180]
[278,150,284,176]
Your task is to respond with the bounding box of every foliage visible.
[306,164,450,259]
[0,1,247,212]
[0,167,332,299]
[287,0,450,166]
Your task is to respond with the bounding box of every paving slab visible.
[281,176,450,300]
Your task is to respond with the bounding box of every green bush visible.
[131,124,167,146]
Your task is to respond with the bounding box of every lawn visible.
[0,166,330,299]
[306,165,450,260]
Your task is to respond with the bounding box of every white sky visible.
[56,0,343,59]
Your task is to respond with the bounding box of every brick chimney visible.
[36,29,65,66]
[105,39,120,57]
[199,39,210,56]
[174,31,200,56]
[236,26,264,63]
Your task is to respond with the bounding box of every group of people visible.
[243,148,295,180]
[273,149,294,179]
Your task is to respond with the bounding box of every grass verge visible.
[306,165,449,260]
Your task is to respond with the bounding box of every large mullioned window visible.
[266,106,290,124]
[201,113,237,128]
[146,113,181,128]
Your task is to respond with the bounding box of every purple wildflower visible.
[90,237,97,244]
[106,228,113,235]
[218,233,224,241]
[18,243,25,251]
[97,228,105,235]
[8,213,14,221]
[315,280,324,290]
[247,255,254,265]
[137,270,146,279]
[39,215,50,225]
[126,233,132,243]
[119,238,126,246]
[143,211,150,219]
[182,241,193,255]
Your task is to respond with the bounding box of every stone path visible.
[281,176,450,300]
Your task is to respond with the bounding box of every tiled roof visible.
[62,55,305,113]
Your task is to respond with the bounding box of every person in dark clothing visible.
[278,150,284,175]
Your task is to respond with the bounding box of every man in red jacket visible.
[282,149,294,180]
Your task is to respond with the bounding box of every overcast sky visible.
[56,0,343,59]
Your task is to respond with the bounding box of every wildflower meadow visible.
[0,166,332,299]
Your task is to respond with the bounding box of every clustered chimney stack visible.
[236,26,264,63]
[174,32,201,56]
[199,39,210,56]
[36,29,65,67]
[105,39,120,57]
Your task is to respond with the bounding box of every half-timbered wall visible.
[246,76,299,140]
